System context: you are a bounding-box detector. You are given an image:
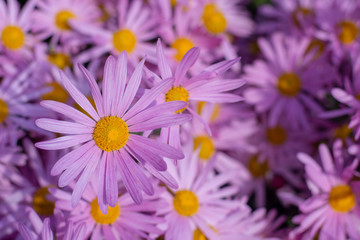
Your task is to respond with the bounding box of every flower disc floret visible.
[329,185,356,213]
[165,86,189,113]
[55,10,75,30]
[90,198,120,224]
[193,136,215,160]
[42,82,69,103]
[277,73,301,97]
[48,52,71,69]
[266,126,287,145]
[1,25,25,50]
[248,155,269,178]
[173,190,199,216]
[202,3,227,34]
[93,116,129,152]
[338,21,358,45]
[113,29,137,53]
[0,99,8,123]
[32,187,55,216]
[171,38,194,61]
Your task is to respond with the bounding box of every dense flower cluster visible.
[1,0,360,239]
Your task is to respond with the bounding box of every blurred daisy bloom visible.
[153,40,244,149]
[18,209,86,240]
[74,0,158,66]
[32,0,101,44]
[0,64,49,145]
[50,182,164,239]
[35,53,190,211]
[291,141,360,239]
[0,0,37,64]
[157,148,241,240]
[244,33,336,130]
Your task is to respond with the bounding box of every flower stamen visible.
[173,190,199,216]
[90,198,120,224]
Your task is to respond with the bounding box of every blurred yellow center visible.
[113,29,136,53]
[32,187,55,216]
[291,8,313,28]
[173,190,199,216]
[170,0,177,7]
[171,38,195,61]
[42,82,69,103]
[55,10,75,30]
[0,99,8,123]
[165,86,189,113]
[338,21,358,44]
[277,73,301,97]
[197,102,220,121]
[48,52,71,69]
[90,198,120,224]
[202,3,227,34]
[193,135,215,160]
[93,116,129,152]
[98,4,110,22]
[193,227,217,240]
[248,155,269,178]
[334,124,352,141]
[266,126,287,145]
[1,25,25,50]
[329,185,356,212]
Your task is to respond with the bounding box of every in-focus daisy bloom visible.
[291,141,360,240]
[35,53,190,211]
[154,39,244,149]
[32,0,101,44]
[50,182,164,239]
[244,33,337,130]
[74,0,158,66]
[157,148,240,240]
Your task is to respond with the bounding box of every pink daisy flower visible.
[50,182,164,239]
[74,0,158,66]
[35,53,190,210]
[32,0,101,45]
[153,40,244,149]
[291,141,360,239]
[157,149,241,240]
[244,33,337,130]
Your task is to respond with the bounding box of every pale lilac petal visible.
[98,152,108,214]
[319,144,335,173]
[35,135,92,150]
[18,224,34,240]
[157,39,173,79]
[60,70,100,121]
[102,56,116,116]
[40,100,96,127]
[174,47,200,86]
[112,52,127,115]
[36,119,93,135]
[128,114,191,132]
[41,218,53,240]
[129,134,184,159]
[190,93,243,103]
[105,153,118,207]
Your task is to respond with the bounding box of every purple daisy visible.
[35,53,190,211]
[291,140,360,239]
[152,39,244,149]
[244,33,337,130]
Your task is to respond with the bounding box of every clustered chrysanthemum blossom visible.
[1,0,360,239]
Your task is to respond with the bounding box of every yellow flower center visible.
[90,198,120,224]
[93,116,129,152]
[170,0,177,7]
[202,3,227,34]
[329,185,356,213]
[277,73,301,97]
[98,4,110,22]
[193,135,215,160]
[173,190,199,216]
[305,39,326,58]
[291,7,313,28]
[334,124,352,141]
[338,21,358,45]
[266,126,287,145]
[48,52,71,69]
[193,226,217,240]
[165,86,189,113]
[113,29,137,53]
[0,99,8,123]
[1,25,25,50]
[248,155,269,178]
[171,38,195,61]
[32,187,55,216]
[197,102,221,122]
[42,82,69,103]
[55,10,75,30]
